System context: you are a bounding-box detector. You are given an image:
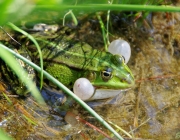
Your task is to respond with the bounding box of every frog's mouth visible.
[87,88,126,101]
[91,78,134,90]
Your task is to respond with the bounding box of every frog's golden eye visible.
[101,68,112,82]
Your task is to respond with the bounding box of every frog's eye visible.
[111,55,125,66]
[101,68,112,82]
[121,55,125,63]
[118,55,125,64]
[108,39,131,64]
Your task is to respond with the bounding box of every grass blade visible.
[0,129,13,140]
[7,22,44,89]
[35,4,180,13]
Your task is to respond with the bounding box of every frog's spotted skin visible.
[27,27,134,90]
[0,43,36,95]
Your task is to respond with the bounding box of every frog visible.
[1,24,134,98]
[24,25,134,89]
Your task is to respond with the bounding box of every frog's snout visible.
[124,73,134,86]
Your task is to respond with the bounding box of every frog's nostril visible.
[125,74,134,85]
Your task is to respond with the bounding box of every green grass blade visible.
[70,10,78,26]
[0,129,13,140]
[107,120,132,138]
[63,10,78,26]
[0,43,124,140]
[0,0,12,25]
[7,22,44,89]
[23,115,37,125]
[97,13,108,51]
[34,4,180,12]
[2,92,12,105]
[0,0,33,25]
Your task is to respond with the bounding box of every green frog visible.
[27,25,134,89]
[1,24,134,96]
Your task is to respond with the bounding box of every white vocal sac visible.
[108,39,131,64]
[73,78,94,101]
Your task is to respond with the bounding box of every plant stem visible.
[35,4,180,13]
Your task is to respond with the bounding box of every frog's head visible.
[86,54,134,89]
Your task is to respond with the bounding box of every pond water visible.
[0,11,180,140]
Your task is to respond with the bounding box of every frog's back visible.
[32,33,112,71]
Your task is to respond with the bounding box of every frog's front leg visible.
[45,63,79,88]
